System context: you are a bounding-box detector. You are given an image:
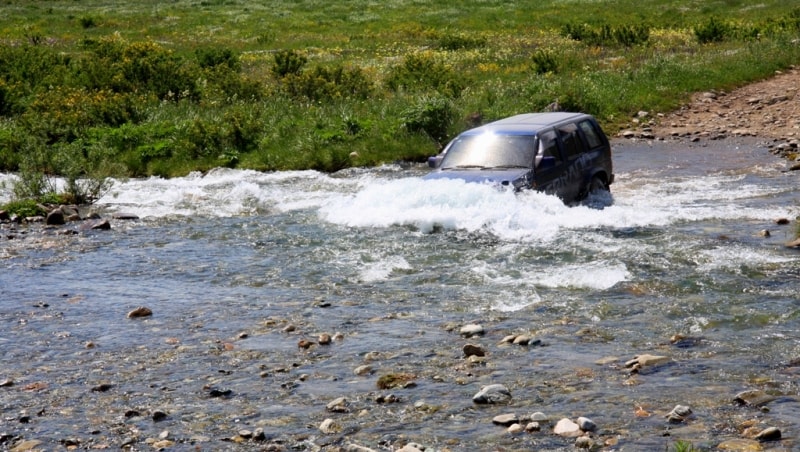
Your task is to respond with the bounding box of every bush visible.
[532,49,559,74]
[561,22,650,47]
[400,95,456,145]
[438,33,487,51]
[386,52,466,98]
[196,47,241,71]
[281,64,373,101]
[694,17,731,43]
[272,49,307,77]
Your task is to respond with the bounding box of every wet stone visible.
[734,390,776,407]
[460,324,485,338]
[463,343,486,357]
[553,418,581,437]
[472,384,512,404]
[492,413,519,426]
[755,426,781,441]
[577,416,597,432]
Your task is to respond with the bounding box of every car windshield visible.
[440,133,536,169]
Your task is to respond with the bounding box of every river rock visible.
[786,237,800,248]
[530,411,549,423]
[492,413,518,426]
[354,365,373,376]
[463,343,486,357]
[472,384,511,404]
[734,389,776,407]
[716,438,763,450]
[46,208,65,225]
[625,353,670,372]
[80,218,111,230]
[460,324,484,337]
[754,426,781,441]
[507,423,523,434]
[665,405,692,423]
[577,416,597,432]
[127,306,153,318]
[326,397,348,412]
[112,212,140,220]
[575,436,595,449]
[319,418,338,434]
[553,418,581,437]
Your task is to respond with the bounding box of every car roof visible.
[461,112,590,135]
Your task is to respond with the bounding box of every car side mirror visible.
[428,155,444,168]
[538,156,556,169]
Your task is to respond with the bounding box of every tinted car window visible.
[537,130,561,166]
[557,123,584,159]
[441,134,536,169]
[578,120,603,149]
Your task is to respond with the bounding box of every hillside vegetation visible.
[1,0,799,204]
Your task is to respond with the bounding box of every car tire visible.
[585,176,609,198]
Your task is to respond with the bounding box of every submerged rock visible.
[472,384,511,404]
[734,390,776,407]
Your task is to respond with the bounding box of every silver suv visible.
[425,112,614,204]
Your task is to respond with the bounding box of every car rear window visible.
[578,120,603,149]
[557,123,584,158]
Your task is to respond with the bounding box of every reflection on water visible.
[1,139,799,449]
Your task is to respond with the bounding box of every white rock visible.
[553,418,581,437]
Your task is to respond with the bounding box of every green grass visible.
[1,0,799,205]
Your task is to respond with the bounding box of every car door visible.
[533,129,569,198]
[554,122,589,202]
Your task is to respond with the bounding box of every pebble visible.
[319,418,338,434]
[529,411,549,422]
[460,324,484,338]
[354,365,373,376]
[575,436,594,449]
[126,306,153,318]
[318,333,332,345]
[525,421,540,432]
[665,405,692,423]
[754,426,781,441]
[492,413,518,426]
[472,384,512,404]
[624,353,670,372]
[553,418,581,437]
[507,423,523,434]
[734,389,776,407]
[577,416,597,432]
[463,343,486,357]
[327,397,349,413]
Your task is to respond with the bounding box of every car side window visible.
[537,130,561,166]
[578,120,603,149]
[557,123,585,159]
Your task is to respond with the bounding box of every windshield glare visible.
[441,133,536,169]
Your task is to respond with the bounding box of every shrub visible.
[281,64,373,101]
[694,17,731,43]
[196,47,241,71]
[438,33,487,51]
[532,49,559,74]
[400,95,456,145]
[561,22,650,46]
[272,49,307,77]
[386,52,466,98]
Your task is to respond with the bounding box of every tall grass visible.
[0,0,799,205]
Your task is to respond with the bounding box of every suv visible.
[424,112,614,204]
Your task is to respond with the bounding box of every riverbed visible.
[1,138,799,451]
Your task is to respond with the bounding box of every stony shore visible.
[619,65,800,169]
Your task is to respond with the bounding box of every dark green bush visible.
[281,64,373,101]
[438,33,487,51]
[196,47,240,71]
[694,17,731,43]
[386,52,466,98]
[272,49,307,77]
[400,95,456,145]
[532,49,559,74]
[561,23,650,46]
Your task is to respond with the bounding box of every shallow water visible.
[1,139,799,450]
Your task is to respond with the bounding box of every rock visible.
[354,365,373,376]
[529,412,549,423]
[396,445,423,452]
[319,418,338,434]
[577,416,597,432]
[786,237,800,248]
[112,212,140,220]
[775,218,790,225]
[326,397,348,413]
[344,443,378,452]
[460,324,484,337]
[513,335,539,346]
[45,208,65,225]
[463,343,486,357]
[318,333,332,345]
[0,378,13,387]
[298,339,314,349]
[152,410,168,421]
[525,422,541,432]
[127,306,153,318]
[492,413,519,426]
[754,426,781,441]
[625,353,670,372]
[665,405,692,423]
[758,229,771,237]
[80,219,111,230]
[0,210,9,221]
[734,390,776,407]
[553,418,581,437]
[472,384,512,404]
[10,439,42,451]
[716,438,763,450]
[575,436,594,449]
[507,423,523,434]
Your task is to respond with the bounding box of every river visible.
[1,139,799,451]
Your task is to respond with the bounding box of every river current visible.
[1,139,799,451]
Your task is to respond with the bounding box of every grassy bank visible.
[1,0,799,205]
